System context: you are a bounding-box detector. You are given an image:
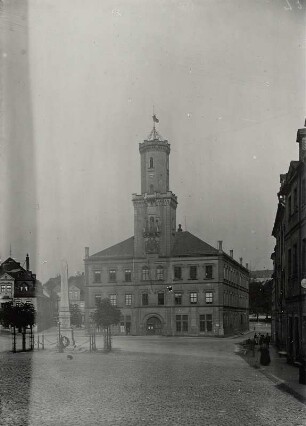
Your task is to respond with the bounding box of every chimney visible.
[230,250,233,258]
[85,247,89,259]
[26,253,30,271]
[246,263,249,270]
[218,241,223,252]
[177,224,183,232]
[296,122,306,162]
[240,257,243,265]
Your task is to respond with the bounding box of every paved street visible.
[0,334,305,426]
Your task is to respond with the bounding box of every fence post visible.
[42,335,44,350]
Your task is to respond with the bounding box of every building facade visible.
[272,122,306,362]
[0,255,36,308]
[84,124,249,336]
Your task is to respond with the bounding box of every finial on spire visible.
[147,110,164,141]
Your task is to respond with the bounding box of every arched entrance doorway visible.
[146,316,162,335]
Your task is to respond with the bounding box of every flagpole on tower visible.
[153,105,156,138]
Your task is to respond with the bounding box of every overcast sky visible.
[1,0,305,282]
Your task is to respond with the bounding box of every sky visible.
[1,0,305,282]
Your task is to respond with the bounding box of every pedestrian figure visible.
[259,334,264,346]
[265,333,270,347]
[260,345,271,366]
[250,338,255,357]
[254,333,258,345]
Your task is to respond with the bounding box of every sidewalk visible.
[238,337,306,404]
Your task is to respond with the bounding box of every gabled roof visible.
[88,232,219,260]
[89,236,134,260]
[0,258,35,280]
[171,231,218,257]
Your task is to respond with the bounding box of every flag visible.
[152,114,159,123]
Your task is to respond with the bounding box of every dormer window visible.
[149,157,154,168]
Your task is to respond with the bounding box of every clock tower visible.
[133,121,177,257]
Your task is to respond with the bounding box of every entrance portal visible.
[146,316,162,335]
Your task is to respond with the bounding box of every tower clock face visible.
[145,238,159,254]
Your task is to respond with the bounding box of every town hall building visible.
[84,122,249,336]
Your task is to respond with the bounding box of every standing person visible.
[254,333,258,345]
[260,344,271,366]
[250,338,255,357]
[265,333,271,347]
[259,334,264,347]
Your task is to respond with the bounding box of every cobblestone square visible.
[1,335,305,425]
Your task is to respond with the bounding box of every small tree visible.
[91,298,121,351]
[0,302,36,352]
[70,304,82,327]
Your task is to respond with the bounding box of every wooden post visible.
[22,328,26,352]
[42,335,44,350]
[12,327,16,353]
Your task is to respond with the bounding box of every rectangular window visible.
[1,285,5,292]
[175,292,182,305]
[205,292,213,304]
[205,265,213,279]
[176,315,188,332]
[200,314,213,332]
[125,269,132,282]
[109,294,117,306]
[156,267,164,280]
[206,314,213,332]
[125,294,132,306]
[94,294,102,305]
[200,315,205,332]
[6,285,11,292]
[142,268,150,281]
[288,195,292,218]
[94,270,101,283]
[293,188,298,212]
[142,293,148,306]
[293,244,298,275]
[15,299,21,306]
[109,270,116,282]
[158,292,164,305]
[189,266,197,280]
[190,292,198,304]
[174,266,182,280]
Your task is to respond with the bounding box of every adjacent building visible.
[44,273,85,324]
[0,255,53,331]
[272,122,306,362]
[84,123,249,336]
[0,255,36,308]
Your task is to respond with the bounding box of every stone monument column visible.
[59,259,71,334]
